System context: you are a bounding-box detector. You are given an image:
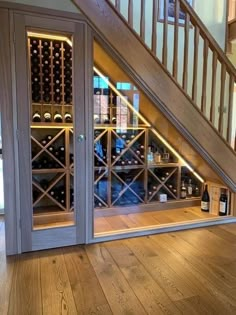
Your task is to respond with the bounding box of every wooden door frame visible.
[0,4,94,253]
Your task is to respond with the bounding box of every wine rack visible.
[31,126,74,214]
[29,36,73,125]
[93,127,203,209]
[28,33,74,224]
[92,70,203,210]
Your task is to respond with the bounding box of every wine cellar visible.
[28,32,205,227]
[0,5,235,256]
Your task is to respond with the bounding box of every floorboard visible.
[94,206,218,234]
[1,219,236,314]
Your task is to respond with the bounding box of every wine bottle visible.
[187,179,193,197]
[32,93,40,103]
[40,179,49,190]
[201,184,210,212]
[111,116,117,124]
[43,93,51,103]
[64,112,72,123]
[41,157,49,168]
[32,111,41,122]
[147,146,154,164]
[49,189,57,198]
[180,181,187,199]
[219,192,228,216]
[54,112,63,123]
[47,145,54,153]
[44,111,52,122]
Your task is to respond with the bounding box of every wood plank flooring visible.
[94,206,218,234]
[1,215,236,314]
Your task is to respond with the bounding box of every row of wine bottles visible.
[32,111,72,123]
[201,185,228,216]
[180,179,200,199]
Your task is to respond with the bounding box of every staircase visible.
[72,0,236,191]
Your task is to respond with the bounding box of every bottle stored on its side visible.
[54,112,63,123]
[64,112,73,123]
[32,111,41,122]
[201,184,210,212]
[44,111,52,123]
[40,179,49,190]
[219,191,228,216]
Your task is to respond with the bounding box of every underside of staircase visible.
[72,0,236,192]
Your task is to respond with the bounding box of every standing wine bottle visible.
[187,179,193,197]
[219,191,228,216]
[180,181,187,199]
[201,184,210,212]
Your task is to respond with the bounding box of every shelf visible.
[32,168,65,174]
[147,163,179,168]
[31,122,73,128]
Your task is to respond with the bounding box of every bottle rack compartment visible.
[29,37,72,105]
[29,35,73,125]
[94,128,203,209]
[31,126,74,214]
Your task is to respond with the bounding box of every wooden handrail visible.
[107,0,236,150]
[179,0,236,77]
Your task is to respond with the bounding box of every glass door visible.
[14,14,88,252]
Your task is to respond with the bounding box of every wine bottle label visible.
[219,201,227,214]
[187,187,193,195]
[201,201,209,210]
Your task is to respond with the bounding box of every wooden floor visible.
[1,215,236,314]
[94,206,218,234]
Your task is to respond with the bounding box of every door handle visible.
[77,134,85,142]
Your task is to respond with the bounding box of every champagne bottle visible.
[32,111,41,122]
[54,112,63,123]
[180,181,187,199]
[219,192,228,216]
[201,184,210,212]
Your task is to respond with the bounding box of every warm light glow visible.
[93,67,204,184]
[27,32,72,47]
[93,66,150,127]
[31,124,72,129]
[151,128,204,183]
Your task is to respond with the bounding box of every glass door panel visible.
[28,32,75,229]
[93,40,205,236]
